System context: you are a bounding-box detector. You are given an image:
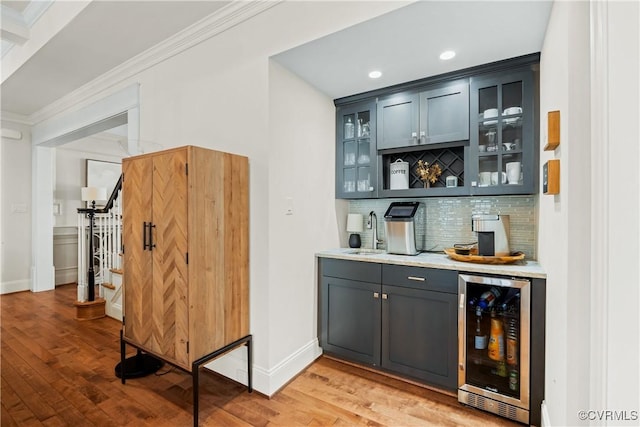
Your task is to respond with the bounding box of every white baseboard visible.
[541,400,551,427]
[55,267,77,286]
[1,279,31,295]
[204,338,322,396]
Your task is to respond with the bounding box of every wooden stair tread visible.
[110,268,123,275]
[101,282,116,290]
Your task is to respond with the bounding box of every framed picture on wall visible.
[86,159,121,208]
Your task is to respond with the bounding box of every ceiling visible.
[273,1,553,100]
[0,1,554,120]
[0,1,230,117]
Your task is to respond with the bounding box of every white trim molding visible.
[30,84,140,296]
[204,338,322,396]
[1,279,31,295]
[29,0,280,124]
[589,0,609,418]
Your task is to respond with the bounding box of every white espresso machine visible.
[471,214,510,256]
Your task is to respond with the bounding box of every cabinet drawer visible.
[320,258,381,283]
[382,264,457,294]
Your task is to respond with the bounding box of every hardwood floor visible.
[1,284,518,426]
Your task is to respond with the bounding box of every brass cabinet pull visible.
[382,293,388,300]
[373,292,379,299]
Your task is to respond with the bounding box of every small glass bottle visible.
[344,117,355,139]
[509,368,519,391]
[488,311,505,361]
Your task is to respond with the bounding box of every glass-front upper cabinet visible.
[336,100,377,199]
[469,69,537,195]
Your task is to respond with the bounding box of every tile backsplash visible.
[349,195,537,259]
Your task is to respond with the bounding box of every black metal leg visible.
[193,363,199,427]
[120,330,126,384]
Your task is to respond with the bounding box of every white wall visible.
[267,60,347,373]
[538,1,591,424]
[54,146,122,227]
[25,1,405,395]
[600,0,639,416]
[1,122,32,294]
[539,1,640,425]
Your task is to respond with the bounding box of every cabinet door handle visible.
[149,223,156,250]
[373,292,379,299]
[407,276,425,282]
[459,293,465,309]
[382,293,388,300]
[143,222,149,250]
[419,131,426,144]
[411,132,418,144]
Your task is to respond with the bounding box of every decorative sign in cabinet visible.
[336,101,378,199]
[318,258,458,391]
[377,81,469,150]
[469,68,538,195]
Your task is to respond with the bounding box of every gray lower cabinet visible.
[319,258,458,391]
[381,284,458,390]
[320,276,381,366]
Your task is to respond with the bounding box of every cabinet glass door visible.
[471,70,534,194]
[337,102,377,198]
[458,275,531,411]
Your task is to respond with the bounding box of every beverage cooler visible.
[458,274,531,424]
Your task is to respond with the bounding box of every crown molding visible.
[1,110,33,125]
[29,0,281,125]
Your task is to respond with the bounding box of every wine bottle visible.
[478,287,502,310]
[474,308,488,350]
[506,317,518,365]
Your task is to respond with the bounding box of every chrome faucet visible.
[369,211,382,250]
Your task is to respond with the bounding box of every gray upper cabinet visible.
[334,54,540,199]
[469,67,538,195]
[336,100,378,199]
[377,93,420,150]
[419,82,469,145]
[377,80,469,150]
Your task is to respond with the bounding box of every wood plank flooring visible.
[1,284,518,426]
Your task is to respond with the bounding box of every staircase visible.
[103,266,123,320]
[77,174,124,321]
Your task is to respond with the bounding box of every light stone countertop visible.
[316,248,546,279]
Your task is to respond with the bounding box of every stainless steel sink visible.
[348,249,386,255]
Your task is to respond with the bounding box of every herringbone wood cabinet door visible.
[122,157,153,351]
[122,150,189,369]
[151,150,189,368]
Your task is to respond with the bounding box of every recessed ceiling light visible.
[439,50,456,60]
[368,70,382,79]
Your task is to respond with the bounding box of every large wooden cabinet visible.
[122,146,249,372]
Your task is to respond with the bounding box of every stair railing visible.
[77,174,123,302]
